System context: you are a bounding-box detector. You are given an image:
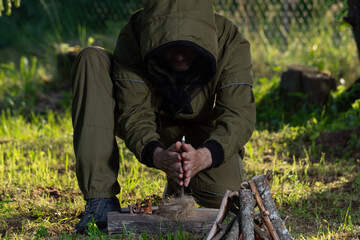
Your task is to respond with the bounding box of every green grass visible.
[0,110,167,239]
[0,83,359,238]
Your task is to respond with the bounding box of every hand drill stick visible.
[180,136,185,197]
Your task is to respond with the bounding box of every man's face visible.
[162,45,198,71]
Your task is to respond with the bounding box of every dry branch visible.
[254,225,270,240]
[225,216,240,240]
[249,180,279,240]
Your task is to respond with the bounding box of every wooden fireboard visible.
[108,207,222,235]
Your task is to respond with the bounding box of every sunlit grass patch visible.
[0,109,167,238]
[1,108,359,239]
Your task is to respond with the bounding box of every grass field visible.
[0,82,359,239]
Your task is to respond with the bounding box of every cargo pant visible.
[71,46,247,207]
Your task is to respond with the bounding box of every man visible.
[71,0,256,233]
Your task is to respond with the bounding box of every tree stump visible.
[280,65,337,108]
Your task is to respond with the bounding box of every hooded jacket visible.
[112,0,256,168]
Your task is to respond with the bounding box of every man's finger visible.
[184,176,191,187]
[172,177,181,186]
[179,179,184,187]
[181,143,194,152]
[172,176,183,186]
[182,162,191,172]
[168,141,182,152]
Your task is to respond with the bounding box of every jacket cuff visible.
[140,141,164,168]
[202,140,224,168]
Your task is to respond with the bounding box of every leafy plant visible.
[0,56,40,110]
[20,56,38,100]
[77,25,95,48]
[34,226,49,239]
[85,221,110,239]
[0,0,20,16]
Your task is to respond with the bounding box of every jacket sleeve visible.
[206,28,256,166]
[111,16,162,166]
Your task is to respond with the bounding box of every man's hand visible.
[153,141,185,186]
[181,144,212,187]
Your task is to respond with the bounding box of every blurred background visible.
[0,0,359,129]
[0,1,358,85]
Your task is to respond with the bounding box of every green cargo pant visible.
[71,46,247,207]
[71,47,120,200]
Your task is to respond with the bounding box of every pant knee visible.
[71,46,114,94]
[77,46,112,66]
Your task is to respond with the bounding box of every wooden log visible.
[254,225,270,240]
[251,175,293,240]
[107,207,219,235]
[211,216,236,240]
[205,190,239,240]
[211,226,227,240]
[225,216,240,240]
[240,188,256,240]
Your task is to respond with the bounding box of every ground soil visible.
[315,127,360,160]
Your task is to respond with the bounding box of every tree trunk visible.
[346,0,360,59]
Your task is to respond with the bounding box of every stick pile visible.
[206,171,293,240]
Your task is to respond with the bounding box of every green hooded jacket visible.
[111,0,256,168]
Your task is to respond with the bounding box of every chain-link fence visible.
[3,0,341,45]
[60,1,340,44]
[59,0,337,44]
[0,0,356,91]
[216,0,337,45]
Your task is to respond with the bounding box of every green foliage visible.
[326,0,348,21]
[77,25,95,48]
[248,5,359,84]
[0,56,42,110]
[255,74,360,132]
[85,221,110,239]
[0,0,20,16]
[35,226,49,239]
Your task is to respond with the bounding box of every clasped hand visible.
[153,141,212,187]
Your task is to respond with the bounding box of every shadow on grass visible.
[282,172,360,239]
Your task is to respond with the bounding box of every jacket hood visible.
[140,0,219,115]
[140,0,218,64]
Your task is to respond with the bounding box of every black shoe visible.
[74,196,121,234]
